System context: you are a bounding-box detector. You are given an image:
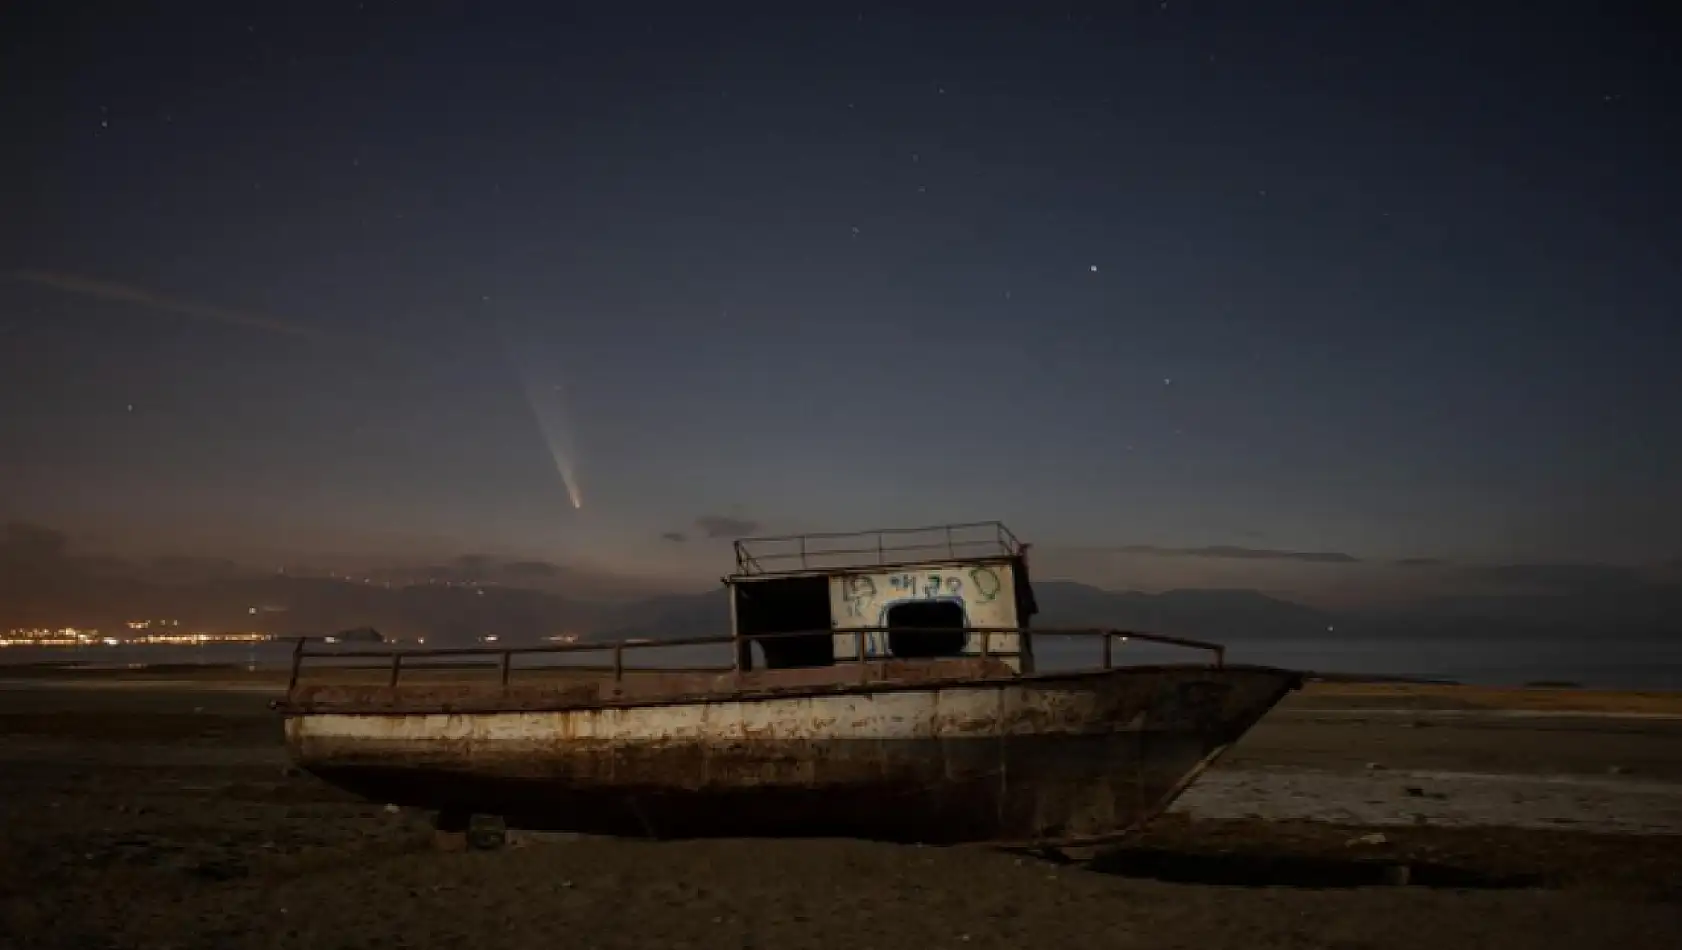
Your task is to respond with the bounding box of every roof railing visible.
[732,521,1024,576]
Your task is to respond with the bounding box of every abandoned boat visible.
[275,522,1302,847]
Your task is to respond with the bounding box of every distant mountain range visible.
[596,582,1334,643]
[598,578,1681,645]
[3,523,1677,647]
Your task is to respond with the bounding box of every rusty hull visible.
[280,663,1301,847]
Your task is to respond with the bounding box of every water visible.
[3,635,1679,691]
[1032,635,1682,690]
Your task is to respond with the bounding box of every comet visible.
[9,269,586,509]
[495,318,584,510]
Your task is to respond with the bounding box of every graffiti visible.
[835,565,1015,647]
[968,566,1002,603]
[840,574,878,619]
[831,563,1019,664]
[886,572,967,600]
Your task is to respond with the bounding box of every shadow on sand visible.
[1072,847,1548,890]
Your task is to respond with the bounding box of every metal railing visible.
[732,522,1024,576]
[286,625,1226,693]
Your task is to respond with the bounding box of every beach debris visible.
[1346,832,1388,847]
[383,803,400,813]
[1364,762,1386,771]
[1607,765,1630,775]
[467,814,508,850]
[1404,786,1426,797]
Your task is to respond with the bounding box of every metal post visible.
[1102,632,1113,669]
[499,650,512,688]
[287,637,305,692]
[388,652,402,688]
[613,642,625,681]
[728,585,751,673]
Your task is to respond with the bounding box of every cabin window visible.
[886,600,968,658]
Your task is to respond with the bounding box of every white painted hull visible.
[283,664,1301,845]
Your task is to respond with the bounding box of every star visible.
[1089,264,1099,273]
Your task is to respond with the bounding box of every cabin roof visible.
[729,521,1025,581]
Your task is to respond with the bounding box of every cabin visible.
[725,522,1040,674]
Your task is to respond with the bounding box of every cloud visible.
[148,555,241,580]
[1117,544,1360,564]
[6,271,333,341]
[694,515,760,539]
[660,532,688,543]
[500,560,560,582]
[2,520,70,562]
[1461,562,1647,594]
[1393,557,1450,568]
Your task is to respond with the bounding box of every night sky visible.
[3,3,1677,605]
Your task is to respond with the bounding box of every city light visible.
[0,627,274,648]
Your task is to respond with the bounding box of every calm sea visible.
[2,635,1678,690]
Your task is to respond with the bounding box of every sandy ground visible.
[1,674,1679,949]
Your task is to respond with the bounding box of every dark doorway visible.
[734,576,834,669]
[886,600,968,658]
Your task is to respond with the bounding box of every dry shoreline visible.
[2,672,1679,948]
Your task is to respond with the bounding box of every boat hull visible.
[282,664,1300,846]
